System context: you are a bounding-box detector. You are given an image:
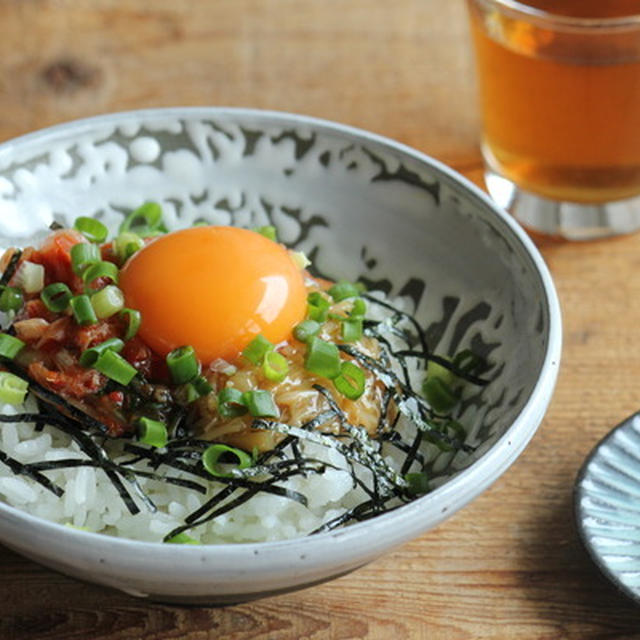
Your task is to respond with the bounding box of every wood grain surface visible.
[1,1,640,638]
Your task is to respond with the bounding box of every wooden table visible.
[1,1,639,637]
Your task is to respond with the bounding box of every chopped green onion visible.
[15,261,45,294]
[79,338,125,367]
[82,260,119,292]
[0,286,23,313]
[137,416,168,448]
[350,298,367,318]
[328,280,363,302]
[254,225,277,242]
[307,291,330,322]
[452,349,484,374]
[242,389,280,418]
[119,202,164,235]
[0,371,28,405]
[114,232,145,263]
[90,285,125,319]
[166,345,200,384]
[340,317,363,342]
[41,282,72,312]
[70,294,97,326]
[70,243,100,276]
[202,443,253,478]
[180,376,213,404]
[333,361,365,400]
[0,334,25,360]
[94,349,138,385]
[120,308,141,341]
[421,376,458,414]
[304,337,341,379]
[405,472,429,496]
[193,375,213,397]
[242,334,273,365]
[166,532,201,545]
[73,216,108,243]
[293,319,321,343]
[263,350,289,382]
[217,387,248,418]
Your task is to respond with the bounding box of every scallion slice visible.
[202,443,253,478]
[114,232,145,263]
[0,333,25,360]
[119,202,164,235]
[0,286,23,313]
[405,472,429,496]
[242,334,273,365]
[70,294,97,326]
[70,243,101,276]
[340,317,363,342]
[307,291,330,322]
[263,350,289,382]
[421,376,458,414]
[137,416,168,448]
[73,216,108,243]
[333,361,366,400]
[166,345,200,384]
[166,532,201,545]
[82,260,119,292]
[94,349,138,385]
[0,371,28,405]
[293,319,321,343]
[120,308,141,341]
[79,338,125,367]
[193,375,213,397]
[328,280,363,302]
[41,282,72,312]
[91,285,124,319]
[243,389,280,418]
[217,387,248,417]
[304,337,341,379]
[350,297,367,318]
[253,225,277,242]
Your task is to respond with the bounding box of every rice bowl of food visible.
[0,108,561,603]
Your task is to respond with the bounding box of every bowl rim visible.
[0,106,563,557]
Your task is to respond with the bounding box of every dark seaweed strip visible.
[396,350,491,386]
[3,364,110,434]
[363,293,430,358]
[0,412,141,515]
[336,344,469,452]
[165,471,312,541]
[366,327,413,388]
[376,387,394,437]
[0,249,22,286]
[310,497,400,534]
[379,430,426,468]
[0,449,64,497]
[254,415,404,498]
[400,429,424,476]
[26,456,204,493]
[311,383,399,499]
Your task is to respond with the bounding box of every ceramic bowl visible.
[0,108,561,604]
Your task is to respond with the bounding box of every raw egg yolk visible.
[119,226,307,364]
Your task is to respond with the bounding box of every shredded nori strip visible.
[0,249,22,286]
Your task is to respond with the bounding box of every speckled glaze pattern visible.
[575,412,640,604]
[0,108,561,603]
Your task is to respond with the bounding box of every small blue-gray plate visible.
[575,412,640,603]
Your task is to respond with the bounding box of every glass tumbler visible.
[466,0,640,239]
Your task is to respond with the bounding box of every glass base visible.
[484,168,640,241]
